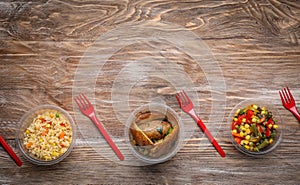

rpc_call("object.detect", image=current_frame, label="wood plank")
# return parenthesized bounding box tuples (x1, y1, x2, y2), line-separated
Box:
(0, 0, 299, 184)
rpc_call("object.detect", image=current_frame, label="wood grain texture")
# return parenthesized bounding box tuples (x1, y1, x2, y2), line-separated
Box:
(0, 0, 300, 184)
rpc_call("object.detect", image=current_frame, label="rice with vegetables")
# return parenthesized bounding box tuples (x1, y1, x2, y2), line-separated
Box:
(23, 111, 72, 161)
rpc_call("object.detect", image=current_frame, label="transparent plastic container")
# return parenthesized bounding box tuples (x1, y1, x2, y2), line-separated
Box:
(17, 105, 76, 165)
(125, 103, 183, 164)
(228, 99, 282, 156)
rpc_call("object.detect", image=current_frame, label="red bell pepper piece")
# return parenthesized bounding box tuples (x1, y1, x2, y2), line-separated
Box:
(39, 118, 46, 123)
(232, 122, 238, 130)
(232, 132, 244, 139)
(246, 110, 254, 119)
(259, 117, 266, 124)
(237, 114, 246, 124)
(266, 128, 271, 137)
(257, 124, 264, 133)
(234, 137, 242, 144)
(267, 118, 274, 125)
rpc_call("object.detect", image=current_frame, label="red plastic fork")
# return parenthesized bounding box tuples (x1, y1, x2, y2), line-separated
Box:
(74, 94, 124, 161)
(176, 90, 226, 157)
(0, 135, 22, 166)
(279, 87, 300, 121)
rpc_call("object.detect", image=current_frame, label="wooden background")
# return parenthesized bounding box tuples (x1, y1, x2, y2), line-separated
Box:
(0, 0, 300, 184)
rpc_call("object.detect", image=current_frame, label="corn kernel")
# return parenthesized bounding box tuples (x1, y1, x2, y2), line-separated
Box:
(249, 142, 253, 146)
(39, 139, 43, 143)
(261, 110, 266, 115)
(60, 148, 67, 153)
(50, 113, 54, 118)
(46, 124, 51, 128)
(243, 140, 249, 145)
(234, 118, 238, 122)
(244, 145, 250, 150)
(245, 135, 251, 140)
(256, 118, 261, 123)
(269, 138, 273, 144)
(239, 132, 244, 137)
(252, 117, 256, 123)
(44, 156, 51, 160)
(232, 129, 237, 134)
(253, 104, 258, 109)
(235, 109, 241, 115)
(52, 152, 59, 157)
(245, 124, 250, 129)
(241, 126, 246, 131)
(26, 129, 30, 134)
(273, 124, 278, 129)
(246, 128, 251, 134)
(240, 140, 244, 145)
(268, 124, 273, 129)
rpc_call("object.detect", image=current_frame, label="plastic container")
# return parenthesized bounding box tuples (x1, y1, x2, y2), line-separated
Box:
(229, 99, 282, 156)
(125, 103, 183, 164)
(17, 105, 76, 165)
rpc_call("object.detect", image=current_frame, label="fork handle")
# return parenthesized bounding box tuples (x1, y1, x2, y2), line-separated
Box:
(190, 114, 226, 158)
(89, 114, 125, 161)
(289, 107, 300, 122)
(0, 135, 22, 166)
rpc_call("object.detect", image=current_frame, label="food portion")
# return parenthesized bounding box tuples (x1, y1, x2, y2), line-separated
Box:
(139, 120, 172, 141)
(231, 104, 279, 152)
(23, 110, 73, 161)
(129, 110, 179, 159)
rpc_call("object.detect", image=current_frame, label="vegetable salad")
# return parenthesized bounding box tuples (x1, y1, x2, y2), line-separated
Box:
(23, 111, 72, 161)
(231, 104, 279, 152)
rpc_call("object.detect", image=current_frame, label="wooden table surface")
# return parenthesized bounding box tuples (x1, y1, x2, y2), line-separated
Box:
(1, 0, 300, 184)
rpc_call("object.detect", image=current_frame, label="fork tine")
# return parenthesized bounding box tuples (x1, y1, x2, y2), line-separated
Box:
(281, 88, 289, 103)
(283, 87, 291, 103)
(286, 87, 295, 102)
(182, 90, 191, 104)
(74, 95, 83, 109)
(175, 93, 181, 105)
(81, 94, 93, 107)
(74, 94, 88, 110)
(176, 90, 193, 108)
(180, 90, 191, 105)
(279, 90, 285, 104)
(176, 91, 186, 105)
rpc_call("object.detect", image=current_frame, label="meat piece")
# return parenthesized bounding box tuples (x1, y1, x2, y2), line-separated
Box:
(135, 111, 166, 124)
(130, 123, 153, 146)
(139, 120, 171, 140)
